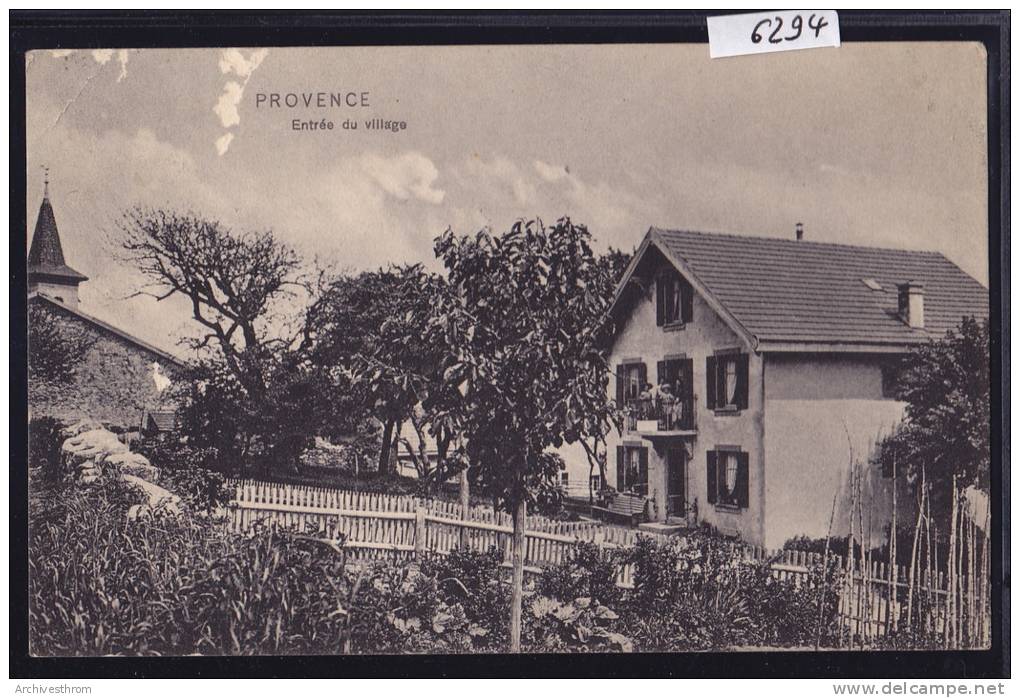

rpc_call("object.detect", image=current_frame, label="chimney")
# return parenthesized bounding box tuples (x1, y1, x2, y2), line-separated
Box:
(795, 222, 804, 241)
(897, 281, 925, 328)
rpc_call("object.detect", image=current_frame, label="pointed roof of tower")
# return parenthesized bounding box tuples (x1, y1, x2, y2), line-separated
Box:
(27, 182, 88, 282)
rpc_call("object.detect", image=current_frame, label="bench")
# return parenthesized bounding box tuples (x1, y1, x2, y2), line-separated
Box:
(592, 492, 649, 526)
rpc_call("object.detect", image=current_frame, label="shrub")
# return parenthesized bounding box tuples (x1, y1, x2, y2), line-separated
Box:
(30, 473, 354, 655)
(536, 541, 624, 607)
(29, 471, 848, 655)
(161, 466, 231, 514)
(416, 547, 511, 651)
(135, 439, 220, 474)
(624, 533, 843, 650)
(29, 416, 66, 483)
(526, 596, 632, 652)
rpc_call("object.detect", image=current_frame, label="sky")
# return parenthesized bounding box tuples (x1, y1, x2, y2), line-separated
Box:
(25, 43, 988, 357)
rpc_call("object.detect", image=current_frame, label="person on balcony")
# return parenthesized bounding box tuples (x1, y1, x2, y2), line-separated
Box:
(638, 382, 658, 419)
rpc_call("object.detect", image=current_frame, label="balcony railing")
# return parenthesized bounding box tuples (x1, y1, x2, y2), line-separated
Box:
(624, 395, 697, 433)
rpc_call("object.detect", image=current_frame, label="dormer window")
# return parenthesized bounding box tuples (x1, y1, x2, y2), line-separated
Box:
(656, 271, 693, 327)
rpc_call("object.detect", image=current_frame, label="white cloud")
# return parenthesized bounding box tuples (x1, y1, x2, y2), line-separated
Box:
(215, 132, 235, 156)
(115, 49, 129, 82)
(443, 154, 652, 249)
(91, 49, 114, 64)
(219, 48, 268, 80)
(213, 49, 269, 156)
(533, 159, 569, 183)
(213, 81, 245, 129)
(360, 152, 445, 205)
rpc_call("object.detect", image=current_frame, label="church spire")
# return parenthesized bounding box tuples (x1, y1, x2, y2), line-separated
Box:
(28, 174, 88, 308)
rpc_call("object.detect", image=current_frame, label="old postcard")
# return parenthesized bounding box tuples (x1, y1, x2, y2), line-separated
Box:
(22, 37, 997, 663)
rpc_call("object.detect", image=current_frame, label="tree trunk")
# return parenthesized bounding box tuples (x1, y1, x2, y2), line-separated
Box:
(378, 419, 395, 475)
(509, 497, 526, 652)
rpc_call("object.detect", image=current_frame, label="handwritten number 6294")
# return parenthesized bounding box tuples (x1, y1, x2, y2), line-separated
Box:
(751, 13, 829, 45)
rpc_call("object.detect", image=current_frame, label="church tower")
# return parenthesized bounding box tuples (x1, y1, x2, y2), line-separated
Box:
(27, 176, 88, 308)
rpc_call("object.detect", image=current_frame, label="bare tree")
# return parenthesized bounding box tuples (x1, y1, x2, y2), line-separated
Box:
(119, 208, 329, 471)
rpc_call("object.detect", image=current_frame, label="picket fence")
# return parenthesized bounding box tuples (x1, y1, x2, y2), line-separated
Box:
(226, 479, 657, 586)
(226, 479, 990, 647)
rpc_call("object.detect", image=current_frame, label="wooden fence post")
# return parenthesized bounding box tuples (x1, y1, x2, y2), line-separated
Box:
(414, 507, 426, 559)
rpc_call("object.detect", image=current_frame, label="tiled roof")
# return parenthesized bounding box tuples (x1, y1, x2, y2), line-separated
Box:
(28, 293, 185, 367)
(28, 195, 88, 282)
(649, 228, 988, 347)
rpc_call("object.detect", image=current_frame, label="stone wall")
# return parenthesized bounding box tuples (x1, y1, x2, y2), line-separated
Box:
(29, 300, 181, 430)
(60, 418, 181, 517)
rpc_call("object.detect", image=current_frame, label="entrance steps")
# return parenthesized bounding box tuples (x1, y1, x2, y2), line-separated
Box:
(637, 521, 689, 537)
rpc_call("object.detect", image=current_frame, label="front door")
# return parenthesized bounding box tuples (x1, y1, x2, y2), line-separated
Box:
(666, 446, 686, 519)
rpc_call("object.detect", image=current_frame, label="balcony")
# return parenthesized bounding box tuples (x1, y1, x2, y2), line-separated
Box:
(624, 395, 697, 437)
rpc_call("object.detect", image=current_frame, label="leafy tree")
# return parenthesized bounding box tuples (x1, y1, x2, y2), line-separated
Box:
(120, 209, 332, 472)
(28, 304, 97, 386)
(571, 246, 632, 502)
(427, 218, 617, 651)
(311, 266, 468, 489)
(877, 316, 990, 517)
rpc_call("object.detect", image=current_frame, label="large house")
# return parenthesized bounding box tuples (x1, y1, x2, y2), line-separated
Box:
(560, 226, 988, 549)
(27, 181, 184, 432)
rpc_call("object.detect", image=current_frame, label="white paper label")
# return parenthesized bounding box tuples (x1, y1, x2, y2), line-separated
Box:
(708, 11, 840, 59)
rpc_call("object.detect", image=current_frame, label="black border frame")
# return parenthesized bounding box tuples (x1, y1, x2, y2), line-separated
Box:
(9, 9, 1010, 679)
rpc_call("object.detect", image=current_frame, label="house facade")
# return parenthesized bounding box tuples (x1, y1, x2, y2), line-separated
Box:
(27, 182, 184, 432)
(562, 227, 988, 549)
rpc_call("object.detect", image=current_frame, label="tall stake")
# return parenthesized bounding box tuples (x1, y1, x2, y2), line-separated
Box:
(981, 506, 990, 647)
(924, 484, 933, 635)
(865, 491, 874, 642)
(856, 464, 866, 645)
(845, 462, 857, 647)
(945, 475, 958, 648)
(967, 510, 975, 645)
(815, 482, 840, 650)
(459, 469, 470, 549)
(905, 465, 925, 632)
(888, 455, 898, 634)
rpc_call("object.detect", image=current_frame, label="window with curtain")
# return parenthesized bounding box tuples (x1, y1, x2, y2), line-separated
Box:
(707, 448, 749, 509)
(724, 357, 738, 406)
(706, 352, 749, 411)
(656, 272, 693, 327)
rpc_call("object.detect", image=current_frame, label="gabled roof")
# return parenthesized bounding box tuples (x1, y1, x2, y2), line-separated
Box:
(612, 228, 988, 353)
(28, 193, 88, 283)
(29, 292, 185, 368)
(143, 410, 178, 432)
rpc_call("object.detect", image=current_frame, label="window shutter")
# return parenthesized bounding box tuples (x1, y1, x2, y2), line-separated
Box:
(736, 451, 750, 508)
(707, 450, 718, 504)
(655, 277, 665, 326)
(735, 353, 750, 410)
(705, 356, 717, 409)
(616, 446, 625, 491)
(639, 447, 649, 485)
(637, 363, 647, 391)
(656, 360, 666, 386)
(681, 277, 694, 323)
(615, 364, 625, 405)
(681, 358, 694, 402)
